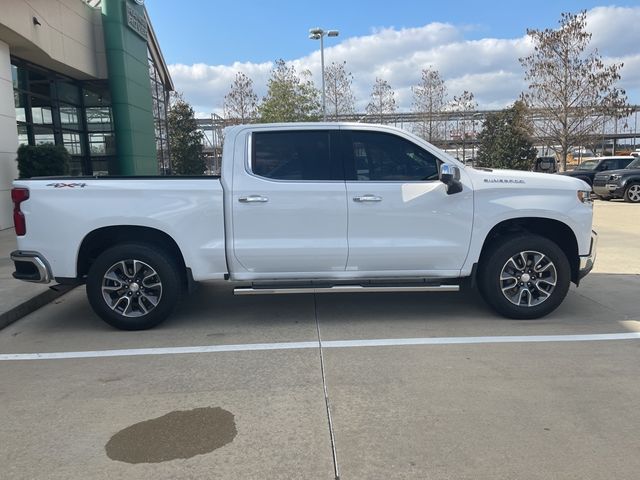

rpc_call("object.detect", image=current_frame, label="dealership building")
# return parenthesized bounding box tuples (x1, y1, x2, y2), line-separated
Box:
(0, 0, 173, 229)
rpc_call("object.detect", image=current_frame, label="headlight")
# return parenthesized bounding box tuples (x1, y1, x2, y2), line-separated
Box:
(577, 190, 593, 204)
(609, 174, 622, 181)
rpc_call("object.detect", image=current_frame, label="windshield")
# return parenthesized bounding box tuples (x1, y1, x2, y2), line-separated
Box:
(575, 160, 599, 171)
(627, 158, 640, 169)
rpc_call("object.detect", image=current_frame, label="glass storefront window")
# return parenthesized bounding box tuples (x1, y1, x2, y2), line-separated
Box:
(60, 105, 81, 130)
(89, 132, 115, 156)
(33, 126, 55, 145)
(14, 91, 27, 122)
(63, 132, 83, 155)
(86, 107, 113, 130)
(27, 69, 51, 97)
(56, 81, 81, 105)
(17, 125, 29, 147)
(12, 58, 117, 175)
(31, 106, 53, 125)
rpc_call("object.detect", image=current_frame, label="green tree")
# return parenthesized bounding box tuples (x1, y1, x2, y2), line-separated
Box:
(167, 94, 205, 175)
(476, 101, 538, 170)
(520, 11, 629, 171)
(259, 59, 321, 122)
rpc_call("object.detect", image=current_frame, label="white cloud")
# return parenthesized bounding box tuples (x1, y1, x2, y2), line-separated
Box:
(168, 6, 640, 116)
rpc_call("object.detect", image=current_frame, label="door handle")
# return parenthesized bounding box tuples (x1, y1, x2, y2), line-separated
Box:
(353, 195, 382, 202)
(239, 195, 269, 203)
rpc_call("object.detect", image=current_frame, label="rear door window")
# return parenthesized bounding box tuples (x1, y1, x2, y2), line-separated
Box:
(251, 130, 341, 181)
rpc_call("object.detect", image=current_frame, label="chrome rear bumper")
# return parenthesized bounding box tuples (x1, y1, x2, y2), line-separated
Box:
(11, 251, 52, 283)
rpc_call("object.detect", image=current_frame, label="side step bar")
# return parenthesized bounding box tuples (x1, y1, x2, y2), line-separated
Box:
(234, 285, 459, 296)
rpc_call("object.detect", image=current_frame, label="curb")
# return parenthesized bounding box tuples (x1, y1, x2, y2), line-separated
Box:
(0, 284, 76, 330)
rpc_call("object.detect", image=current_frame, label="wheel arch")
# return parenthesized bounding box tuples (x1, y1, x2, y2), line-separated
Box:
(478, 217, 580, 284)
(77, 226, 188, 285)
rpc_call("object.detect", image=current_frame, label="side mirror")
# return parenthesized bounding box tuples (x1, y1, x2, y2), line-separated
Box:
(440, 164, 463, 195)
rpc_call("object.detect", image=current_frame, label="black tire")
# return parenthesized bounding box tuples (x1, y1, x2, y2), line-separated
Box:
(624, 183, 640, 203)
(597, 195, 611, 201)
(478, 234, 571, 319)
(86, 243, 181, 330)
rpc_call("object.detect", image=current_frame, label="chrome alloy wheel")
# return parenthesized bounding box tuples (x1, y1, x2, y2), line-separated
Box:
(627, 184, 640, 202)
(499, 251, 557, 307)
(101, 259, 163, 317)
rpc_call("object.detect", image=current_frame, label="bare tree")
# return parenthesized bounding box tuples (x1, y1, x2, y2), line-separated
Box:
(366, 78, 397, 124)
(451, 90, 477, 162)
(223, 72, 258, 124)
(519, 10, 629, 170)
(412, 67, 447, 144)
(325, 61, 355, 120)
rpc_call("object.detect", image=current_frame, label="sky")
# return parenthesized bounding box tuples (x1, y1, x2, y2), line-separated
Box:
(145, 1, 640, 116)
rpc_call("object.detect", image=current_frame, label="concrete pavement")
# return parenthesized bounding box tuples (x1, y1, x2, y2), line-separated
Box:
(0, 200, 639, 479)
(0, 227, 75, 329)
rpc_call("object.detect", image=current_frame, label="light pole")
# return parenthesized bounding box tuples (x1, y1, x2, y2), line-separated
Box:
(309, 27, 339, 121)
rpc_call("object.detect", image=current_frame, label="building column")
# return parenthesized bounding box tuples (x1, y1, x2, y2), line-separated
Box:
(0, 40, 18, 230)
(101, 0, 157, 175)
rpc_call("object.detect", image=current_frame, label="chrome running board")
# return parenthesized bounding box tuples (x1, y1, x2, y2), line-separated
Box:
(234, 284, 460, 296)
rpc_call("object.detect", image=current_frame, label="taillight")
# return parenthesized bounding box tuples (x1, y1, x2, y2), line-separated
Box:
(11, 188, 29, 236)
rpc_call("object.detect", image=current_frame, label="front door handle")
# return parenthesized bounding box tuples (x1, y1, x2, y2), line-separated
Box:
(239, 195, 269, 203)
(353, 194, 382, 202)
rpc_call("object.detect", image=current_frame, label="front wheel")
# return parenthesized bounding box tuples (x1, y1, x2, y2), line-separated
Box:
(86, 243, 181, 330)
(624, 183, 640, 203)
(478, 235, 571, 319)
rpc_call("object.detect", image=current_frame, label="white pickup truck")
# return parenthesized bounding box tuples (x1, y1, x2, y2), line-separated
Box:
(11, 123, 597, 330)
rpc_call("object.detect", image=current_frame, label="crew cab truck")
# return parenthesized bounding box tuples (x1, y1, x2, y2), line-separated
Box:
(11, 123, 598, 330)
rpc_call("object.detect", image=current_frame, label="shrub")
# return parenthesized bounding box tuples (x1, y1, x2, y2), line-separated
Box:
(16, 144, 70, 179)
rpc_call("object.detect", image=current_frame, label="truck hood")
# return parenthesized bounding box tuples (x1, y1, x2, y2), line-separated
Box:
(467, 167, 590, 190)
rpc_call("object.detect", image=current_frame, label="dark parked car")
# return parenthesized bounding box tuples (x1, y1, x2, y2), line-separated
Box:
(593, 157, 640, 203)
(558, 156, 634, 186)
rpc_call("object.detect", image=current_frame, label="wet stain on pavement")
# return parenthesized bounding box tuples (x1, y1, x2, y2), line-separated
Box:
(105, 407, 236, 463)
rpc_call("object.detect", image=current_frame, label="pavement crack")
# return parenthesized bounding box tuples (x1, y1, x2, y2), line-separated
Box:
(313, 294, 340, 480)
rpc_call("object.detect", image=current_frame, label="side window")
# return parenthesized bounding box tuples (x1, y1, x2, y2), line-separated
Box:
(346, 131, 440, 181)
(619, 158, 633, 169)
(252, 131, 336, 180)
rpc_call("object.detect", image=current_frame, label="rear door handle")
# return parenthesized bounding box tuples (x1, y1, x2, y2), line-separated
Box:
(353, 195, 382, 202)
(239, 195, 269, 203)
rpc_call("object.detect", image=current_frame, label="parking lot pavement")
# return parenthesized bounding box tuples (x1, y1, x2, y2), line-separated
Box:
(0, 288, 336, 480)
(1, 200, 639, 479)
(592, 200, 640, 274)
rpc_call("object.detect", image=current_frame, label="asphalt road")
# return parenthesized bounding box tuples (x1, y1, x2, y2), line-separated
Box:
(1, 201, 639, 480)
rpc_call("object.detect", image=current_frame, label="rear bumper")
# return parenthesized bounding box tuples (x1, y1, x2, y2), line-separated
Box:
(10, 251, 52, 284)
(578, 231, 598, 281)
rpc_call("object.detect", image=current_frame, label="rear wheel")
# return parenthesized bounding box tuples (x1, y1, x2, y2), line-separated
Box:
(86, 243, 181, 330)
(624, 183, 640, 203)
(478, 235, 571, 319)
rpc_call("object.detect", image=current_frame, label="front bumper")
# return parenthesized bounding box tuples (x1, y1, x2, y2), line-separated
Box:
(593, 183, 624, 198)
(11, 251, 52, 283)
(578, 231, 598, 281)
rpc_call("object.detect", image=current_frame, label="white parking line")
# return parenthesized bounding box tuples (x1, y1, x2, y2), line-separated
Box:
(2, 332, 640, 361)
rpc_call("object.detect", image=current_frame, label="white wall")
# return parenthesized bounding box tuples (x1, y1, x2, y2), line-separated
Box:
(0, 41, 18, 230)
(0, 0, 107, 80)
